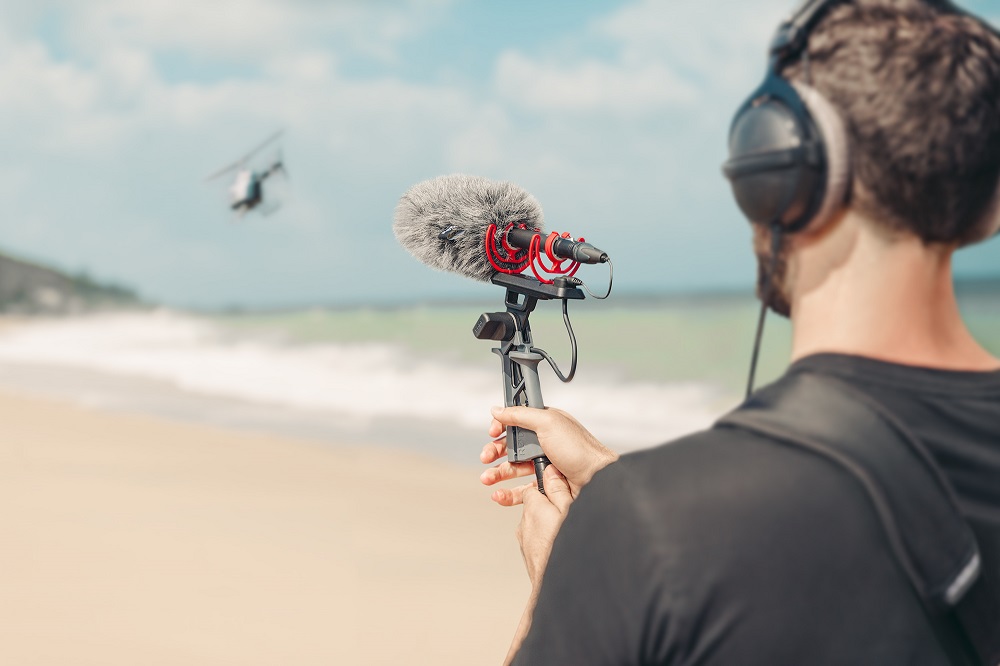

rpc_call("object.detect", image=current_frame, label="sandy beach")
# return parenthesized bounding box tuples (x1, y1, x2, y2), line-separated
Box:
(0, 388, 530, 665)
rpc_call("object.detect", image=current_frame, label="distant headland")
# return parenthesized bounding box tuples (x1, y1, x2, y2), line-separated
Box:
(0, 251, 140, 314)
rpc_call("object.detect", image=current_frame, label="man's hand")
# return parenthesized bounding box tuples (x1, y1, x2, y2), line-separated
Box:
(480, 405, 618, 506)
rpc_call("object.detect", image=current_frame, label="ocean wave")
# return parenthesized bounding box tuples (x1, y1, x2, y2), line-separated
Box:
(0, 310, 729, 449)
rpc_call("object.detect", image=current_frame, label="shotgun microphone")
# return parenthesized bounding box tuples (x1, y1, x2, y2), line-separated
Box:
(393, 174, 608, 282)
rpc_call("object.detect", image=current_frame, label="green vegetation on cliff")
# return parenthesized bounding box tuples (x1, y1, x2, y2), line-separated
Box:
(0, 252, 140, 313)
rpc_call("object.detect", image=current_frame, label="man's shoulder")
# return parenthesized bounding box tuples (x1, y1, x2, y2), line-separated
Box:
(608, 423, 835, 511)
(584, 422, 878, 561)
(623, 421, 780, 472)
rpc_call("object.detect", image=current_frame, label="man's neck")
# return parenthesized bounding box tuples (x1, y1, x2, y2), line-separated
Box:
(790, 220, 1000, 371)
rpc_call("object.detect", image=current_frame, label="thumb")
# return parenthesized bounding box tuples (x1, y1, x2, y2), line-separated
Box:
(491, 405, 546, 430)
(542, 465, 573, 513)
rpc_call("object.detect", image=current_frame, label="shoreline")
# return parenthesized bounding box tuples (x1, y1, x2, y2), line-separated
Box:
(0, 359, 490, 466)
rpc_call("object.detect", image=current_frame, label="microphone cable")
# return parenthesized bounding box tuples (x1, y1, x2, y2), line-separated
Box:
(532, 258, 613, 383)
(534, 297, 578, 383)
(581, 258, 614, 300)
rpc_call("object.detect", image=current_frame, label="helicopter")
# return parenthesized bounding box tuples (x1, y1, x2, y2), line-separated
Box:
(206, 130, 288, 217)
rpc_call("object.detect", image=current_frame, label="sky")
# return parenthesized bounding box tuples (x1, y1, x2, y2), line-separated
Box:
(1, 0, 999, 309)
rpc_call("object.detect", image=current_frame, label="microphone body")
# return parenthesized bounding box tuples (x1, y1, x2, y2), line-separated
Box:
(505, 228, 608, 265)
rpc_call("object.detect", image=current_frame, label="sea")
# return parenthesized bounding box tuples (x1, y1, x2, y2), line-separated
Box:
(0, 287, 996, 464)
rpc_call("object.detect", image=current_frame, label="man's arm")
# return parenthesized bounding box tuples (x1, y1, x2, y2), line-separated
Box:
(509, 461, 673, 665)
(505, 587, 538, 664)
(502, 466, 576, 664)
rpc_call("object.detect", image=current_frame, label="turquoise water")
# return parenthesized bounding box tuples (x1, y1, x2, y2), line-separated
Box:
(212, 286, 1000, 398)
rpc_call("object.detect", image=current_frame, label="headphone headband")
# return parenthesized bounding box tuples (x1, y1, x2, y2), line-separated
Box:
(771, 0, 851, 63)
(774, 0, 1000, 61)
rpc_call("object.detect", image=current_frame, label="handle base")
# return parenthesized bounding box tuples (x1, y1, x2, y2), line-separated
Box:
(534, 457, 551, 495)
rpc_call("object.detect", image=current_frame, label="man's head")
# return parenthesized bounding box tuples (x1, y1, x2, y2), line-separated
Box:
(754, 0, 1000, 316)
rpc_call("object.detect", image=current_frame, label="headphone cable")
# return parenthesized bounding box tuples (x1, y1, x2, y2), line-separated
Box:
(745, 224, 784, 399)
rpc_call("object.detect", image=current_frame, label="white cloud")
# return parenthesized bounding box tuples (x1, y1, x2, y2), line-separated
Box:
(8, 0, 455, 64)
(444, 104, 513, 173)
(1, 39, 95, 112)
(0, 0, 476, 152)
(263, 51, 337, 83)
(495, 51, 698, 116)
(492, 0, 792, 120)
(601, 0, 793, 73)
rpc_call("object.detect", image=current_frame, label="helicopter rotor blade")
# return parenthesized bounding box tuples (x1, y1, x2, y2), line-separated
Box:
(238, 129, 285, 165)
(205, 160, 244, 182)
(204, 129, 285, 182)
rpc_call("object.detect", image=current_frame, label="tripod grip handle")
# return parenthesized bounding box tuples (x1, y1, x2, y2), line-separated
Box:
(533, 456, 551, 495)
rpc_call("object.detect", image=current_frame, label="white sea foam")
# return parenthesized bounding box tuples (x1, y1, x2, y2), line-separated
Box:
(0, 310, 729, 449)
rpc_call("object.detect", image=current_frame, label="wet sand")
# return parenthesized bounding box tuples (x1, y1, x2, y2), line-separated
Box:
(0, 389, 530, 665)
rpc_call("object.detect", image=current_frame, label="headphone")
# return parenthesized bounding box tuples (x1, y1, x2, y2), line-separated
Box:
(723, 0, 1000, 240)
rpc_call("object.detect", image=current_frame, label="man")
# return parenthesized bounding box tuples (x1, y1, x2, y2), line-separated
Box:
(480, 0, 1000, 663)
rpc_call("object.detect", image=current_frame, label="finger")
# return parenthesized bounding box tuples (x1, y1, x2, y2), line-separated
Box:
(542, 465, 573, 513)
(490, 405, 551, 431)
(521, 482, 544, 510)
(488, 417, 505, 440)
(491, 482, 535, 507)
(480, 460, 533, 486)
(479, 437, 507, 464)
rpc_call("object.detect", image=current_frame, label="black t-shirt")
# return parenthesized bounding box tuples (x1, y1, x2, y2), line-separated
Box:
(513, 354, 1000, 665)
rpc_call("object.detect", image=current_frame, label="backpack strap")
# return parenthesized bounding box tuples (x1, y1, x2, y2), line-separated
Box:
(717, 371, 984, 665)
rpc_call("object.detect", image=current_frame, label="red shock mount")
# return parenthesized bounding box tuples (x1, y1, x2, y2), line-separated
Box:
(485, 223, 584, 285)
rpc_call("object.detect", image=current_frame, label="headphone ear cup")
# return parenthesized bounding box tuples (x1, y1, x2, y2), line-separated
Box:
(791, 81, 851, 234)
(724, 98, 824, 230)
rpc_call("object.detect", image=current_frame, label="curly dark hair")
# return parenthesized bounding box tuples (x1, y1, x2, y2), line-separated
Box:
(783, 0, 1000, 244)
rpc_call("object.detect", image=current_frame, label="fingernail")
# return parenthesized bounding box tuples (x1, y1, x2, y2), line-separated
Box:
(490, 405, 503, 417)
